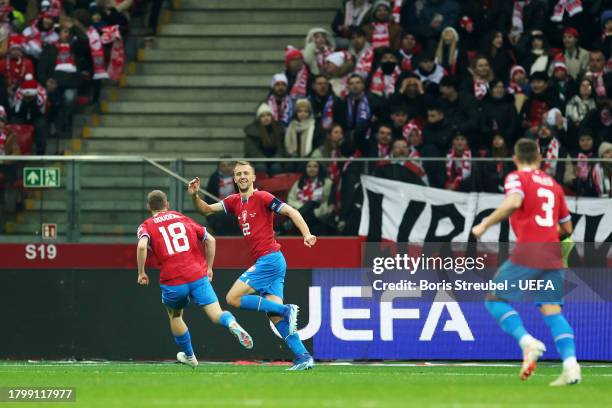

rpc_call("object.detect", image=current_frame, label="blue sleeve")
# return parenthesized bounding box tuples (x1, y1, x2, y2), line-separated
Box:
(268, 197, 285, 214)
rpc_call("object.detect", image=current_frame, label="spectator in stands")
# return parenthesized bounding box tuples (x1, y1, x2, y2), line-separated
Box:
(23, 10, 58, 59)
(461, 54, 493, 102)
(309, 74, 345, 134)
(593, 141, 612, 197)
(284, 46, 311, 99)
(401, 0, 460, 50)
(373, 137, 426, 185)
(595, 10, 612, 60)
(266, 73, 293, 128)
(244, 103, 285, 176)
(438, 76, 480, 144)
(0, 105, 21, 213)
(37, 25, 88, 137)
(332, 0, 372, 48)
(284, 160, 334, 235)
(285, 98, 319, 158)
(586, 50, 609, 98)
(10, 74, 49, 155)
(562, 27, 589, 80)
(480, 30, 514, 83)
(480, 79, 519, 148)
(368, 46, 400, 99)
(323, 51, 352, 98)
(566, 77, 596, 129)
(551, 61, 576, 104)
(303, 27, 335, 75)
(348, 27, 375, 78)
(507, 65, 529, 96)
(0, 1, 24, 49)
(352, 122, 393, 161)
(389, 72, 426, 120)
(389, 103, 408, 139)
(445, 132, 473, 191)
(0, 34, 34, 100)
(343, 73, 380, 136)
(520, 30, 552, 75)
(413, 51, 445, 95)
(529, 110, 573, 184)
(520, 71, 563, 132)
(204, 155, 240, 235)
(362, 0, 401, 50)
(434, 26, 462, 76)
(396, 30, 421, 71)
(568, 131, 599, 197)
(457, 15, 478, 52)
(580, 97, 612, 144)
(421, 102, 454, 188)
(480, 134, 513, 193)
(89, 0, 128, 32)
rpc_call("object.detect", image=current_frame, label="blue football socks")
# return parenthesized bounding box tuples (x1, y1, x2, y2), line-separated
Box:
(485, 300, 529, 342)
(174, 329, 194, 357)
(218, 311, 237, 328)
(275, 318, 307, 357)
(240, 295, 287, 315)
(543, 313, 577, 362)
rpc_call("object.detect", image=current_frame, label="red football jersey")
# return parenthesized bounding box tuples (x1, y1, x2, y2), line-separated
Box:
(504, 169, 571, 268)
(137, 210, 208, 285)
(221, 190, 283, 261)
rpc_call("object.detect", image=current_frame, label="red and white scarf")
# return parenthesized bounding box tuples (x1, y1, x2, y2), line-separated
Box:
(601, 109, 612, 126)
(446, 148, 472, 189)
(354, 46, 374, 78)
(321, 94, 335, 130)
(267, 94, 292, 126)
(218, 174, 235, 199)
(512, 1, 529, 33)
(47, 0, 63, 18)
(14, 83, 48, 114)
(371, 22, 390, 49)
(4, 57, 32, 87)
(23, 21, 58, 58)
(290, 66, 309, 98)
(369, 66, 400, 97)
(575, 152, 593, 180)
(87, 26, 109, 80)
(377, 143, 390, 158)
(473, 79, 489, 100)
(540, 137, 560, 176)
(392, 0, 402, 23)
(55, 42, 76, 72)
(296, 178, 324, 203)
(551, 0, 583, 22)
(101, 25, 125, 81)
(507, 81, 524, 95)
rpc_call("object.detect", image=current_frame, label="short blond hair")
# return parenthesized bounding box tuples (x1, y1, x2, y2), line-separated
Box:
(234, 160, 255, 174)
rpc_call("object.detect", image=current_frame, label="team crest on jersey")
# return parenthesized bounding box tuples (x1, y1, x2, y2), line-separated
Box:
(241, 210, 248, 223)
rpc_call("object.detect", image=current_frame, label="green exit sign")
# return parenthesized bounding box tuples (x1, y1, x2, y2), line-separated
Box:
(23, 167, 61, 188)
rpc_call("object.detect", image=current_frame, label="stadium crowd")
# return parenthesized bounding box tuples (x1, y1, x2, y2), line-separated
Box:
(235, 0, 612, 236)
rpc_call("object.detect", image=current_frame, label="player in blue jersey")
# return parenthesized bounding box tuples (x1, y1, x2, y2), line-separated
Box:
(188, 160, 317, 370)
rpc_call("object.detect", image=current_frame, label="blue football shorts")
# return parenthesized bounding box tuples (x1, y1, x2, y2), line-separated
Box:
(239, 251, 287, 299)
(160, 277, 219, 310)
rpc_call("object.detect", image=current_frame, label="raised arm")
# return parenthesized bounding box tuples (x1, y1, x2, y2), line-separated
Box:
(472, 193, 523, 239)
(187, 177, 224, 216)
(136, 237, 149, 285)
(279, 204, 317, 247)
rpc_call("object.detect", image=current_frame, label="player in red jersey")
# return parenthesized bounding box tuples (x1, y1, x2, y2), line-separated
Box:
(472, 138, 580, 386)
(136, 190, 253, 368)
(188, 160, 317, 370)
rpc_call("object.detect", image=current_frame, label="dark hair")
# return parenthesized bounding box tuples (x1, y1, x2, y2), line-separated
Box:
(322, 124, 344, 157)
(439, 76, 459, 89)
(147, 190, 168, 211)
(392, 138, 408, 148)
(377, 122, 394, 132)
(312, 74, 328, 83)
(376, 46, 395, 58)
(298, 160, 326, 189)
(348, 26, 366, 38)
(348, 73, 365, 82)
(514, 138, 539, 164)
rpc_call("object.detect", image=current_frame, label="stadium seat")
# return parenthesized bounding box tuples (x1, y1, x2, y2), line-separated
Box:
(257, 172, 301, 203)
(7, 125, 34, 155)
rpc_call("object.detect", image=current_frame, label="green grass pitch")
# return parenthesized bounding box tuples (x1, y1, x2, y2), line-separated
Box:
(1, 361, 611, 408)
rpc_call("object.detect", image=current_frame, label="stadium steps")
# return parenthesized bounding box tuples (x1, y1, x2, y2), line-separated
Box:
(35, 0, 336, 239)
